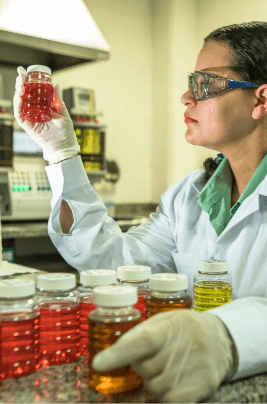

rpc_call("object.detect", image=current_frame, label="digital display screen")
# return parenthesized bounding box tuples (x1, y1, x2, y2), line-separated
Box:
(13, 131, 43, 154)
(79, 93, 89, 101)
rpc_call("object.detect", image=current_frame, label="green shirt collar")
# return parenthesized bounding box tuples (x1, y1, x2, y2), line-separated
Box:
(196, 153, 267, 236)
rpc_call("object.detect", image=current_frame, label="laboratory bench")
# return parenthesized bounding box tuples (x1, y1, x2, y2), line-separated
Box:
(0, 262, 267, 403)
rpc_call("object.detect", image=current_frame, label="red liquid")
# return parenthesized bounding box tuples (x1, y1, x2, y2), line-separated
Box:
(79, 299, 96, 357)
(0, 312, 40, 379)
(22, 82, 53, 123)
(39, 301, 80, 367)
(134, 296, 146, 321)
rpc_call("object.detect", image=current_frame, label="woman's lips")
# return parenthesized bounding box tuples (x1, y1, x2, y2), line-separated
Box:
(184, 117, 198, 123)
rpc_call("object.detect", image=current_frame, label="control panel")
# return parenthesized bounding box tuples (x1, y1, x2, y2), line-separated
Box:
(0, 155, 52, 221)
(10, 170, 51, 193)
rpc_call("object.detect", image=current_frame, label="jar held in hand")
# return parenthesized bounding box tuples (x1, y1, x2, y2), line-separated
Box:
(22, 65, 53, 123)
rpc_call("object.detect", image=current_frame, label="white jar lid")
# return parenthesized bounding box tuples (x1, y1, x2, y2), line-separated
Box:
(0, 279, 35, 298)
(80, 269, 117, 286)
(117, 265, 151, 281)
(37, 273, 76, 291)
(92, 285, 137, 307)
(27, 65, 51, 75)
(149, 273, 188, 292)
(198, 260, 229, 273)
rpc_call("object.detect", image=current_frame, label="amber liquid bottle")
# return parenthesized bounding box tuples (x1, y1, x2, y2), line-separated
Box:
(88, 285, 143, 396)
(145, 273, 192, 318)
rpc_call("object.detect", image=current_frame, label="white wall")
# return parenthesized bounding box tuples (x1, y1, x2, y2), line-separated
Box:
(53, 0, 154, 204)
(53, 0, 267, 204)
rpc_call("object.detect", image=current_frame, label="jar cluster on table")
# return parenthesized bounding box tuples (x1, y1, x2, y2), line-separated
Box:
(0, 260, 232, 395)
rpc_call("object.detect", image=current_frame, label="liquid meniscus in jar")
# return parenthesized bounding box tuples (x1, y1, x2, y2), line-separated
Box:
(193, 281, 232, 312)
(88, 285, 143, 396)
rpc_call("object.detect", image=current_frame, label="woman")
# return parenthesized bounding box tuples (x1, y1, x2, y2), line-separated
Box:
(13, 21, 267, 403)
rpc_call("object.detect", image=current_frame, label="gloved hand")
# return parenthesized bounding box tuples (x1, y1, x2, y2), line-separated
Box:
(13, 66, 80, 164)
(92, 309, 237, 403)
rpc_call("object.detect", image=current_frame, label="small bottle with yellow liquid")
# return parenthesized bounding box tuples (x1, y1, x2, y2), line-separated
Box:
(88, 285, 143, 396)
(193, 259, 232, 312)
(145, 273, 192, 318)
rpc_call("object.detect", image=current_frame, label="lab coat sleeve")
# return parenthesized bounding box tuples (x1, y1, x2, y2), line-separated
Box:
(45, 156, 177, 274)
(209, 296, 267, 382)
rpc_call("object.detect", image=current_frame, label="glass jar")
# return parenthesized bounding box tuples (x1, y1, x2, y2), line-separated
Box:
(193, 259, 232, 312)
(145, 273, 192, 318)
(22, 64, 53, 123)
(36, 273, 80, 367)
(77, 269, 117, 357)
(0, 279, 40, 379)
(88, 285, 143, 395)
(117, 265, 151, 321)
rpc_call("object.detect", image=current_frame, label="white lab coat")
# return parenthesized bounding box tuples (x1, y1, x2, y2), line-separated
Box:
(45, 156, 267, 382)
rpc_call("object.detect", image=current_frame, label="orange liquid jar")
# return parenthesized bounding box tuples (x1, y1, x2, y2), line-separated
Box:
(145, 273, 192, 318)
(117, 265, 151, 321)
(88, 285, 143, 396)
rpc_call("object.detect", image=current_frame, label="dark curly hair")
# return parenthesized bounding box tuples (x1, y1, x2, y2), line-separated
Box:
(202, 21, 267, 183)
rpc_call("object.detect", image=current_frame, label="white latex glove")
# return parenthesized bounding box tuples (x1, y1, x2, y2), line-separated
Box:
(91, 309, 237, 403)
(13, 66, 80, 164)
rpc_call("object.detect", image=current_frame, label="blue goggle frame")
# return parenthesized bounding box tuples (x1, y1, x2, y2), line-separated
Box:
(188, 71, 255, 101)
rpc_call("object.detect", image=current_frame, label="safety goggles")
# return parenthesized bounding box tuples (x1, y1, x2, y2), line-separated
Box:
(188, 71, 255, 101)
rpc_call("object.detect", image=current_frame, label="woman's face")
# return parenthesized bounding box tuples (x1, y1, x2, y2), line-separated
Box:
(181, 40, 259, 153)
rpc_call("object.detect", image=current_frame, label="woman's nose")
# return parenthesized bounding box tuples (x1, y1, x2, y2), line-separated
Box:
(181, 88, 197, 106)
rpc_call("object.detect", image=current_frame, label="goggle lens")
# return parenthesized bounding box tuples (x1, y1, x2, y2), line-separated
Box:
(189, 72, 229, 101)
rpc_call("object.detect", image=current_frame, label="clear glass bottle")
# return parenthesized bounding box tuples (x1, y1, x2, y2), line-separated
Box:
(0, 279, 40, 379)
(88, 285, 143, 396)
(77, 269, 117, 357)
(193, 259, 232, 312)
(145, 273, 192, 318)
(36, 273, 80, 367)
(117, 265, 151, 321)
(22, 65, 53, 123)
